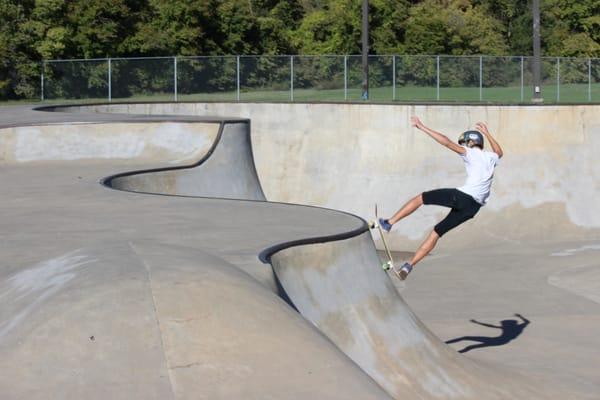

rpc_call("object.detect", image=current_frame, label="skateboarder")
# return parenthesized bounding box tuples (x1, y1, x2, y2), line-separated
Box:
(379, 116, 503, 280)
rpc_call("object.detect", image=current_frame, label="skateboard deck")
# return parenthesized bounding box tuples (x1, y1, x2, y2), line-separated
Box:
(369, 204, 395, 271)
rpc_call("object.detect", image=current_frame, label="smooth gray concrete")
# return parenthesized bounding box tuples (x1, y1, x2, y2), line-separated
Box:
(0, 103, 598, 399)
(271, 232, 564, 399)
(0, 108, 389, 399)
(398, 242, 600, 399)
(109, 121, 265, 200)
(0, 161, 388, 399)
(69, 102, 600, 248)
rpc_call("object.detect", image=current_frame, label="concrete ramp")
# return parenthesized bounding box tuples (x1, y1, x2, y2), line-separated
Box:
(0, 240, 393, 400)
(105, 121, 265, 200)
(2, 103, 592, 399)
(269, 231, 558, 399)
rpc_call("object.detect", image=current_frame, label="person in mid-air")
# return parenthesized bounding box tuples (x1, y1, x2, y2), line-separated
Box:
(379, 116, 503, 280)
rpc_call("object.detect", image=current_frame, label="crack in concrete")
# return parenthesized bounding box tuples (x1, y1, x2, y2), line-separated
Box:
(128, 241, 176, 400)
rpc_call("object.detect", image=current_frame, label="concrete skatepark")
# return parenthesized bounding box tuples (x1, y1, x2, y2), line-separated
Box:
(0, 102, 599, 399)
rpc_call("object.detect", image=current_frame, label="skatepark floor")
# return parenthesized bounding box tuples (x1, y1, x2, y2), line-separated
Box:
(383, 245, 600, 399)
(3, 103, 599, 399)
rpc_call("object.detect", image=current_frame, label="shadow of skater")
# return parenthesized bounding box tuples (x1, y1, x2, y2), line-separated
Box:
(445, 314, 530, 353)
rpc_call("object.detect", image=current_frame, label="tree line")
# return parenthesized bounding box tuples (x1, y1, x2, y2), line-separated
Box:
(1, 0, 598, 100)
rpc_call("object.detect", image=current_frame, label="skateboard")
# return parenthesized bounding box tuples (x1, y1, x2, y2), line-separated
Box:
(368, 204, 395, 271)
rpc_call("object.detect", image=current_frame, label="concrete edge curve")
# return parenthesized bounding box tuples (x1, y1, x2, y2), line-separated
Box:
(31, 103, 370, 275)
(99, 121, 227, 187)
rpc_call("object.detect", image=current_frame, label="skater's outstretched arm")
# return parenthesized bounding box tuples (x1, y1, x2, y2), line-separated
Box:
(411, 116, 466, 155)
(514, 313, 530, 325)
(470, 319, 501, 329)
(476, 122, 504, 158)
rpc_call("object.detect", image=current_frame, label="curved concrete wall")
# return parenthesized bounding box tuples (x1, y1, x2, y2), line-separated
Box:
(0, 107, 392, 399)
(0, 117, 265, 201)
(0, 121, 219, 165)
(270, 231, 554, 399)
(7, 103, 586, 398)
(68, 102, 600, 249)
(108, 121, 266, 201)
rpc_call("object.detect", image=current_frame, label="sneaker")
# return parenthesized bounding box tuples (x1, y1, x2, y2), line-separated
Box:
(378, 218, 392, 232)
(393, 262, 413, 280)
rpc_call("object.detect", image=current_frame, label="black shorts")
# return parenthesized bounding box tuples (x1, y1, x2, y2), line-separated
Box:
(422, 188, 481, 237)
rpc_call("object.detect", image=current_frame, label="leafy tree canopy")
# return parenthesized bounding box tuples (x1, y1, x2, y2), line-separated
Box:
(0, 0, 598, 99)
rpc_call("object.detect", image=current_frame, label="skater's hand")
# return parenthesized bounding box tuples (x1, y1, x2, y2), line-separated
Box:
(475, 122, 490, 135)
(413, 119, 465, 155)
(411, 116, 425, 130)
(477, 122, 504, 158)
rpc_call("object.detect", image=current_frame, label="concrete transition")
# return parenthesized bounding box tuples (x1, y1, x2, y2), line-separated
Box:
(106, 120, 265, 201)
(0, 102, 598, 399)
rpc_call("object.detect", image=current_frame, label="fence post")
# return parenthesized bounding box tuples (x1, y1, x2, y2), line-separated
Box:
(290, 55, 294, 102)
(236, 56, 240, 102)
(479, 56, 483, 101)
(520, 56, 524, 102)
(108, 58, 112, 102)
(40, 61, 44, 101)
(174, 56, 178, 102)
(589, 58, 592, 102)
(436, 55, 440, 101)
(392, 55, 396, 101)
(344, 55, 348, 101)
(556, 57, 560, 102)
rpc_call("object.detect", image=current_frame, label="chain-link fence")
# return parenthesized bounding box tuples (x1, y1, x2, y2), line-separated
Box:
(41, 54, 600, 104)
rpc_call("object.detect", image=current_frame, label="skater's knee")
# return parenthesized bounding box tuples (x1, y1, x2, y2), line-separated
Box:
(424, 231, 439, 250)
(413, 193, 424, 206)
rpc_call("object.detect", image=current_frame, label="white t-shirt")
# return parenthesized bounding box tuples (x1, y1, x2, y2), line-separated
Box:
(457, 147, 499, 205)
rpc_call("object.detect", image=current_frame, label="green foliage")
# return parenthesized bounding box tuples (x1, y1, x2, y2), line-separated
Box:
(0, 0, 40, 99)
(542, 0, 600, 57)
(68, 0, 137, 58)
(0, 0, 599, 100)
(404, 0, 509, 55)
(291, 0, 361, 54)
(125, 0, 219, 56)
(369, 0, 411, 54)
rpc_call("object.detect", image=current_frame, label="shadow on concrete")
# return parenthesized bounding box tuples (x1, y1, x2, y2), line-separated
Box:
(446, 314, 530, 353)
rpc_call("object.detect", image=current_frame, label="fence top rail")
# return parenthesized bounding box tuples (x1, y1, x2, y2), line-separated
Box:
(42, 54, 600, 63)
(45, 56, 176, 63)
(550, 56, 595, 61)
(107, 56, 176, 61)
(45, 57, 110, 63)
(178, 55, 238, 60)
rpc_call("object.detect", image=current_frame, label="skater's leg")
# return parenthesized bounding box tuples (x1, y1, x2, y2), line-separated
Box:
(392, 230, 439, 280)
(458, 343, 490, 354)
(384, 189, 456, 230)
(389, 193, 423, 225)
(395, 190, 481, 279)
(445, 336, 488, 345)
(409, 230, 439, 266)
